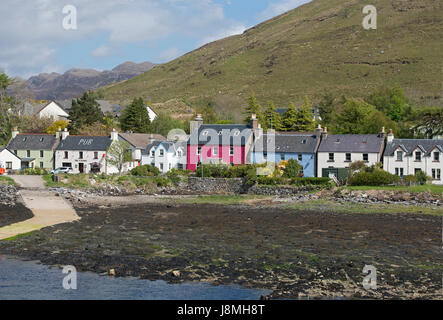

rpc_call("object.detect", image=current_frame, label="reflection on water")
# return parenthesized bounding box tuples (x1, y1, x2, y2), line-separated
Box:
(0, 257, 270, 300)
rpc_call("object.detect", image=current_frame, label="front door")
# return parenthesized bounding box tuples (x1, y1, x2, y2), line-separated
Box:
(79, 163, 84, 174)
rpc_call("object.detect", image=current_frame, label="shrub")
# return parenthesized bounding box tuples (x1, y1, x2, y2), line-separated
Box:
(153, 177, 171, 187)
(291, 177, 332, 186)
(24, 168, 49, 175)
(414, 170, 430, 185)
(283, 159, 303, 178)
(349, 169, 400, 186)
(130, 164, 160, 177)
(402, 175, 418, 186)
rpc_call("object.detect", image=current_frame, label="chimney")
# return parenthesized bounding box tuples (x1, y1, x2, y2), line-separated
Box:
(190, 114, 203, 133)
(321, 126, 328, 140)
(250, 114, 258, 130)
(387, 129, 394, 143)
(379, 126, 387, 139)
(61, 128, 69, 140)
(56, 128, 61, 140)
(11, 127, 19, 139)
(110, 128, 119, 141)
(316, 124, 322, 136)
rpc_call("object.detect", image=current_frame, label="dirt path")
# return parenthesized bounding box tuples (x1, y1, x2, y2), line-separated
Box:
(0, 176, 80, 240)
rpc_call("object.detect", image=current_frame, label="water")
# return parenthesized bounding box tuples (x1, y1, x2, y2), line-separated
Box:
(0, 257, 270, 300)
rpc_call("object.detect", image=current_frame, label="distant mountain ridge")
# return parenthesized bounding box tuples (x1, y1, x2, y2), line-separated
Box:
(26, 61, 156, 100)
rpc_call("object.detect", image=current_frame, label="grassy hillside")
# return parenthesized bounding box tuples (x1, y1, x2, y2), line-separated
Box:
(102, 0, 442, 120)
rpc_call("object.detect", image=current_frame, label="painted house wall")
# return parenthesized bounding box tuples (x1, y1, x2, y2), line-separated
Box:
(0, 149, 21, 171)
(13, 149, 54, 169)
(39, 102, 69, 120)
(186, 144, 246, 171)
(317, 152, 380, 177)
(383, 148, 443, 185)
(253, 152, 316, 177)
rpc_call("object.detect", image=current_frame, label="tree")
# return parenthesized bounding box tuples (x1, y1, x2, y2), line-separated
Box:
(334, 99, 376, 134)
(318, 92, 336, 125)
(365, 86, 412, 122)
(149, 113, 187, 136)
(244, 93, 263, 125)
(46, 120, 69, 134)
(106, 140, 133, 175)
(282, 103, 298, 131)
(0, 73, 20, 145)
(120, 97, 151, 133)
(283, 159, 303, 178)
(412, 106, 443, 139)
(293, 97, 316, 132)
(17, 115, 53, 133)
(68, 91, 103, 134)
(263, 101, 283, 131)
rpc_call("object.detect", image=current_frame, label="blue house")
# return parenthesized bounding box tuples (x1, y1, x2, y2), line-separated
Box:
(252, 132, 321, 177)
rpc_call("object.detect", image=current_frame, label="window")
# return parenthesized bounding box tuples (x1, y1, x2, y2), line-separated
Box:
(280, 154, 285, 161)
(27, 150, 30, 157)
(298, 154, 302, 162)
(230, 147, 234, 156)
(94, 152, 98, 160)
(159, 149, 164, 157)
(415, 168, 421, 175)
(169, 164, 171, 170)
(6, 162, 12, 169)
(197, 147, 201, 155)
(64, 151, 68, 159)
(40, 162, 44, 168)
(178, 164, 184, 170)
(14, 150, 17, 155)
(400, 168, 404, 177)
(395, 168, 399, 176)
(396, 151, 403, 161)
(328, 153, 334, 162)
(363, 154, 369, 162)
(345, 153, 351, 162)
(160, 163, 164, 171)
(40, 150, 44, 158)
(177, 150, 182, 157)
(395, 168, 404, 177)
(432, 169, 441, 180)
(79, 152, 83, 159)
(415, 151, 421, 161)
(434, 152, 440, 162)
(213, 147, 218, 156)
(151, 150, 155, 157)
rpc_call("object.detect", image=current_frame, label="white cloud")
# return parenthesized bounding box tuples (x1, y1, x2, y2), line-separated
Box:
(157, 48, 182, 62)
(0, 0, 244, 77)
(199, 24, 246, 46)
(259, 0, 312, 21)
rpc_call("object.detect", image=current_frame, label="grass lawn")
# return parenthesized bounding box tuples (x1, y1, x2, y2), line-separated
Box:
(0, 176, 17, 186)
(287, 199, 443, 216)
(346, 185, 443, 196)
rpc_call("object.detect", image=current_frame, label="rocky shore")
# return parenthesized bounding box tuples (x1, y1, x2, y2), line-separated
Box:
(0, 185, 34, 228)
(0, 200, 441, 299)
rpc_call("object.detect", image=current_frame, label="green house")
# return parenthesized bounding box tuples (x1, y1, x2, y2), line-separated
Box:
(7, 131, 58, 170)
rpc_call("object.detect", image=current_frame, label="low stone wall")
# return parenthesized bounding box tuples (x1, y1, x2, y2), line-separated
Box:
(0, 184, 20, 206)
(247, 184, 325, 196)
(186, 177, 247, 194)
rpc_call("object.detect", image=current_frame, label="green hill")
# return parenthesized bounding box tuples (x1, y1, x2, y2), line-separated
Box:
(102, 0, 442, 120)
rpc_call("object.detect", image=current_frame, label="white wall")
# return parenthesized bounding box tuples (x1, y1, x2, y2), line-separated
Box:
(147, 106, 157, 122)
(39, 102, 69, 121)
(0, 149, 21, 171)
(141, 144, 186, 173)
(384, 148, 443, 185)
(317, 152, 380, 177)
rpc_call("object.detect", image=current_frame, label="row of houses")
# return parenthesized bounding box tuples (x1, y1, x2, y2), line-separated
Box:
(0, 114, 441, 184)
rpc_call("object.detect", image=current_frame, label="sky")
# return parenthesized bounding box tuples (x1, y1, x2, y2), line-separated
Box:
(0, 0, 311, 79)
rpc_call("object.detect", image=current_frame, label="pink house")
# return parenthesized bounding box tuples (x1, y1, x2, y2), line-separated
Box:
(186, 115, 257, 171)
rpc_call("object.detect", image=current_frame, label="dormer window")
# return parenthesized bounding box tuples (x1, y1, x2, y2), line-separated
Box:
(302, 139, 307, 144)
(23, 137, 27, 142)
(415, 151, 421, 161)
(434, 152, 440, 162)
(151, 150, 155, 157)
(396, 151, 403, 161)
(40, 137, 44, 142)
(159, 149, 164, 157)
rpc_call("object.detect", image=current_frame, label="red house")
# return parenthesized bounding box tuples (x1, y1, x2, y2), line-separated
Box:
(186, 114, 258, 171)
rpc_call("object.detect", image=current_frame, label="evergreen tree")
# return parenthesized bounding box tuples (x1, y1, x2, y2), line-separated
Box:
(318, 92, 336, 125)
(68, 91, 103, 134)
(263, 101, 283, 131)
(293, 97, 316, 132)
(244, 93, 264, 125)
(334, 99, 376, 134)
(282, 103, 298, 131)
(120, 97, 151, 133)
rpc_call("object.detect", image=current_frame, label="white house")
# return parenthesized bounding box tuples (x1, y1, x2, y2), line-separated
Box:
(23, 101, 69, 121)
(0, 148, 21, 172)
(146, 106, 157, 122)
(141, 141, 187, 173)
(317, 127, 386, 179)
(383, 130, 443, 184)
(118, 133, 166, 165)
(54, 129, 137, 174)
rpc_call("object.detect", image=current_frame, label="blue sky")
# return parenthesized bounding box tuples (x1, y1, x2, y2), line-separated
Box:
(0, 0, 311, 78)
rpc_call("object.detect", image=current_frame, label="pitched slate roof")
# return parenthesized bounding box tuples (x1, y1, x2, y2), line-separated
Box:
(119, 133, 166, 149)
(188, 124, 253, 146)
(56, 136, 112, 151)
(7, 134, 58, 150)
(143, 141, 187, 155)
(253, 133, 320, 154)
(384, 139, 443, 157)
(318, 134, 384, 153)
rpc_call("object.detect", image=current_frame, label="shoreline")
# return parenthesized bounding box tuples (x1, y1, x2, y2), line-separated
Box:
(0, 198, 442, 300)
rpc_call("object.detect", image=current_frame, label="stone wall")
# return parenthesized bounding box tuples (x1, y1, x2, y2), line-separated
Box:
(186, 177, 247, 194)
(247, 184, 326, 196)
(0, 184, 20, 206)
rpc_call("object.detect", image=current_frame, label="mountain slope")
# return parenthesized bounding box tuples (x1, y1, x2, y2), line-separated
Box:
(27, 61, 155, 100)
(101, 0, 442, 119)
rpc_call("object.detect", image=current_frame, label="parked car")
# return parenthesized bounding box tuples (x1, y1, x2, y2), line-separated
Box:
(51, 167, 73, 174)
